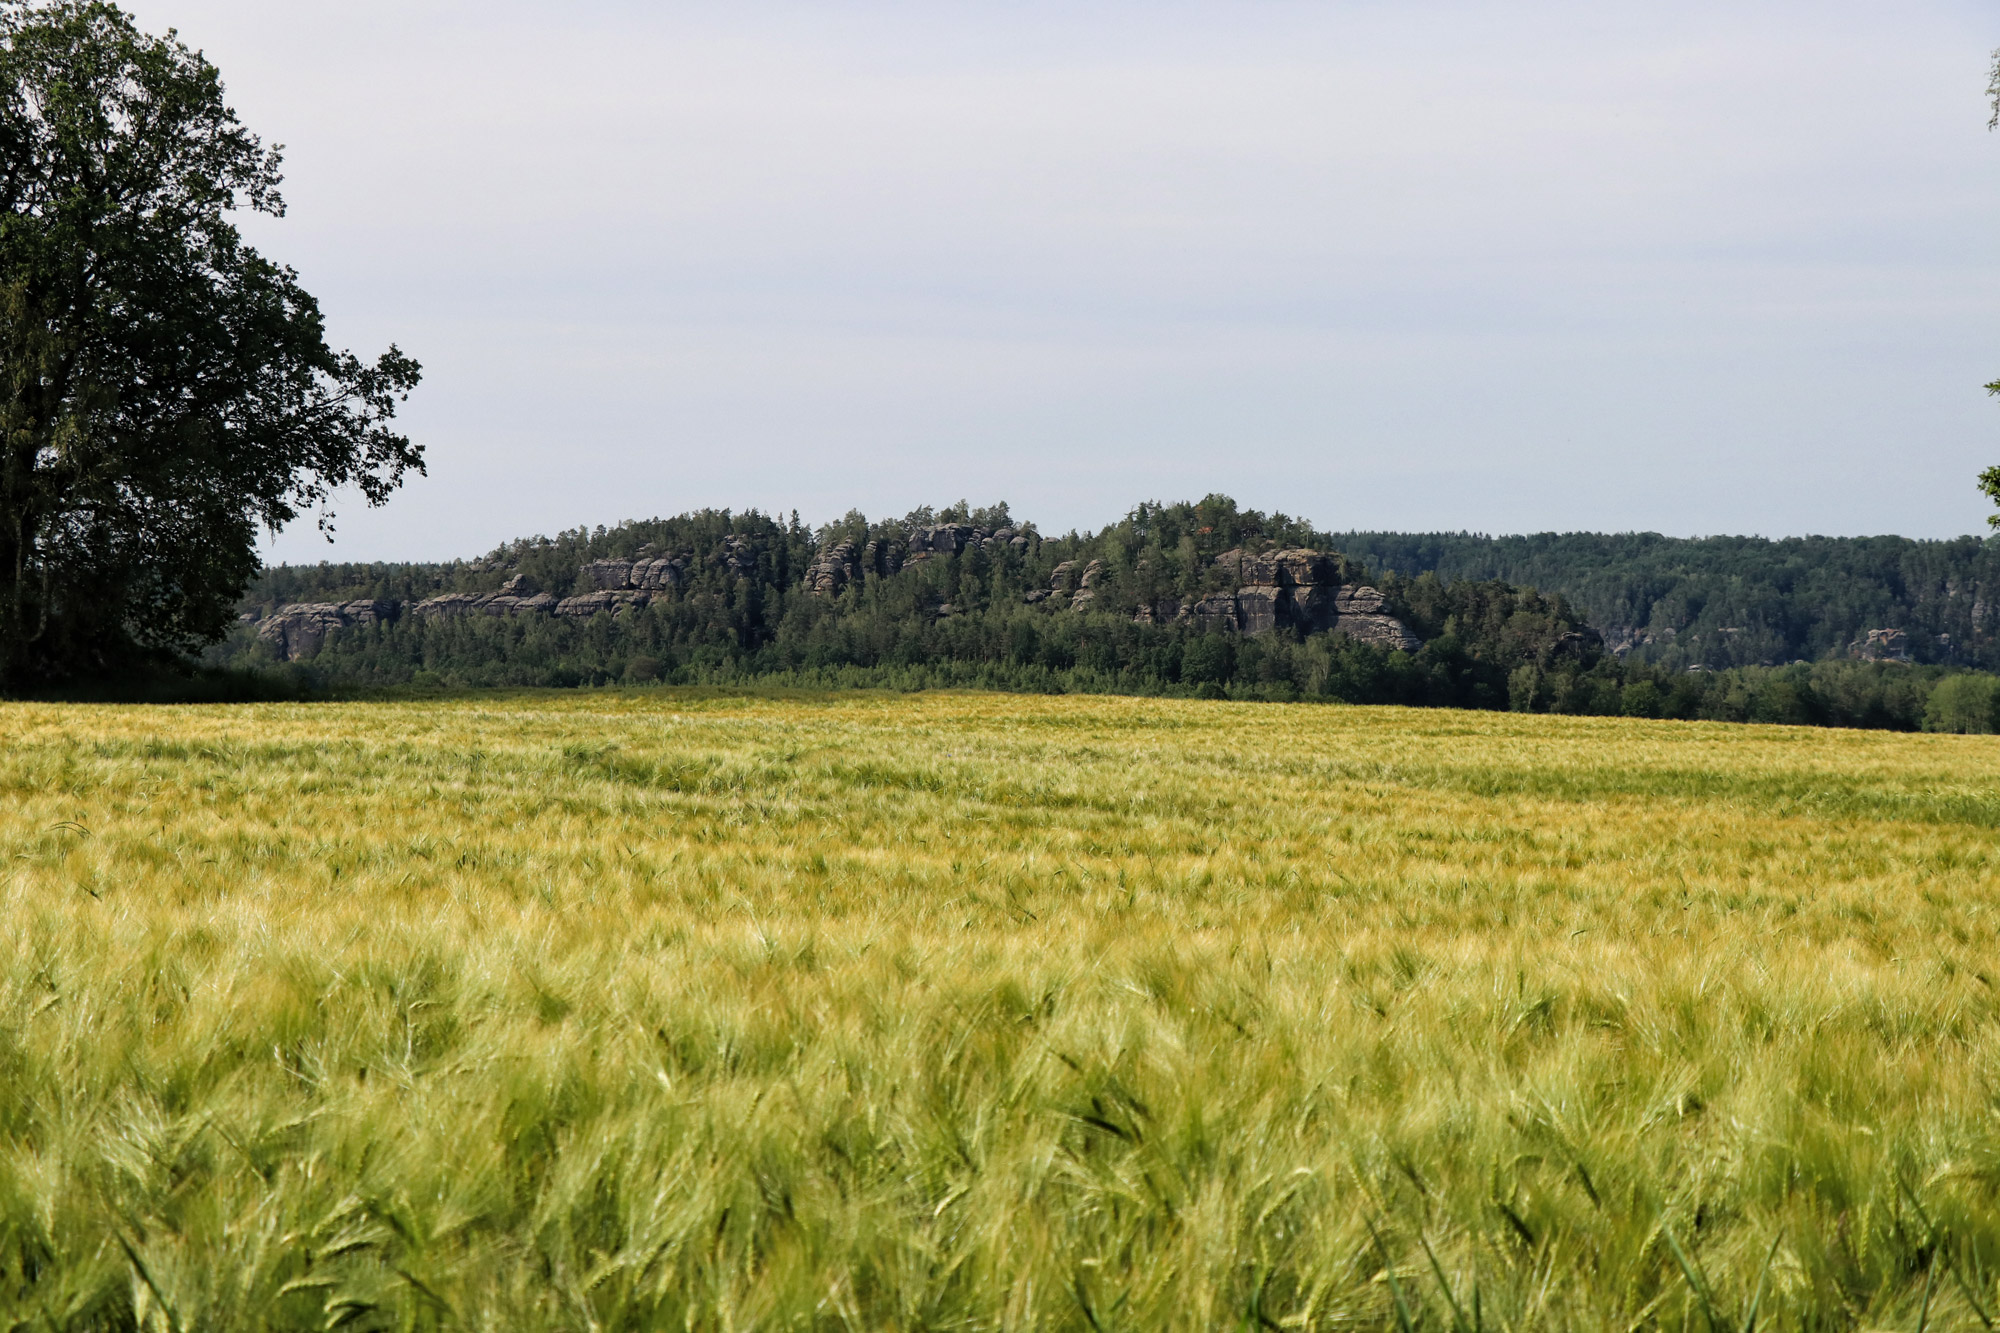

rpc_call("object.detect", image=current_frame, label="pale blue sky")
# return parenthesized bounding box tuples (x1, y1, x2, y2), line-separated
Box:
(125, 0, 2000, 559)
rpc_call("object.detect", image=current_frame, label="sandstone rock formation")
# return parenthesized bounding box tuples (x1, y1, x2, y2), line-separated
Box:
(272, 536, 767, 652)
(809, 523, 1031, 594)
(408, 567, 670, 621)
(255, 600, 397, 661)
(1602, 625, 1678, 658)
(807, 542, 859, 597)
(902, 524, 973, 566)
(903, 523, 1030, 568)
(546, 552, 694, 616)
(415, 574, 560, 620)
(582, 555, 686, 593)
(1850, 628, 1912, 663)
(1188, 593, 1239, 632)
(243, 529, 1420, 664)
(860, 538, 903, 578)
(1212, 547, 1337, 588)
(1136, 549, 1422, 649)
(1069, 559, 1107, 610)
(1328, 585, 1423, 651)
(553, 589, 651, 617)
(718, 535, 760, 578)
(1020, 544, 1422, 646)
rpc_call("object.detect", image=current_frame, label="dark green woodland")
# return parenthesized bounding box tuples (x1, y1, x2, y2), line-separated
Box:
(213, 496, 2000, 734)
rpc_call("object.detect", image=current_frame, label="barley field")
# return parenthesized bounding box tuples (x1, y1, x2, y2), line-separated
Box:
(3, 690, 1999, 1331)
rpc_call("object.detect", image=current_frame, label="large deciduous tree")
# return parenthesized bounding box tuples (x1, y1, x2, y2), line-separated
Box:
(0, 0, 420, 687)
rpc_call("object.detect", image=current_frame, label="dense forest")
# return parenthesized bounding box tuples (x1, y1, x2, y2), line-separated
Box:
(1332, 531, 2000, 670)
(212, 497, 2000, 733)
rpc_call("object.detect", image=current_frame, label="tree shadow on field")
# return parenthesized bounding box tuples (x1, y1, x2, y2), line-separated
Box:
(7, 665, 336, 705)
(9, 669, 936, 708)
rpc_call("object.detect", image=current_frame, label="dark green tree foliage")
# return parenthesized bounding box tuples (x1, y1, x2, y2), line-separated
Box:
(227, 496, 2000, 730)
(1330, 531, 2000, 669)
(0, 1, 420, 687)
(221, 497, 1590, 707)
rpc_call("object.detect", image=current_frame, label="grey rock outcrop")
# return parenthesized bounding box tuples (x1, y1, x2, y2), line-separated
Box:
(1850, 628, 1912, 663)
(903, 523, 1030, 568)
(1189, 593, 1240, 632)
(860, 539, 903, 577)
(415, 574, 561, 620)
(718, 535, 759, 578)
(257, 600, 397, 661)
(904, 524, 974, 564)
(410, 592, 482, 619)
(481, 574, 557, 616)
(554, 589, 651, 617)
(540, 552, 695, 617)
(583, 555, 686, 593)
(1234, 585, 1282, 634)
(1331, 611, 1423, 651)
(807, 541, 860, 597)
(1324, 584, 1421, 650)
(1140, 548, 1422, 649)
(1603, 625, 1678, 659)
(1213, 547, 1338, 589)
(1068, 559, 1108, 610)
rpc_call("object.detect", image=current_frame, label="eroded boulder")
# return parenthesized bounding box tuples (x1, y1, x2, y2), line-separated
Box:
(1185, 551, 1423, 648)
(1213, 547, 1335, 588)
(256, 600, 397, 661)
(584, 555, 688, 592)
(1851, 628, 1912, 663)
(1327, 585, 1421, 650)
(807, 541, 860, 597)
(1235, 587, 1283, 635)
(554, 589, 650, 617)
(1331, 612, 1423, 652)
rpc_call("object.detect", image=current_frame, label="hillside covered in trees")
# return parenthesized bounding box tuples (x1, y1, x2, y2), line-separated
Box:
(1332, 531, 2000, 671)
(213, 498, 2000, 732)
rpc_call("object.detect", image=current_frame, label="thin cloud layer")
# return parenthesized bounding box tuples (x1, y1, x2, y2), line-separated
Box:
(123, 0, 2000, 557)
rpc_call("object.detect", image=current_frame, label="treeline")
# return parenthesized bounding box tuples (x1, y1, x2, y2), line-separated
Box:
(214, 497, 2000, 733)
(1332, 530, 2000, 670)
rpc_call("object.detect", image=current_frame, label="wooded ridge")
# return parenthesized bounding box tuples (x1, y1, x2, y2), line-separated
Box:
(214, 497, 2000, 732)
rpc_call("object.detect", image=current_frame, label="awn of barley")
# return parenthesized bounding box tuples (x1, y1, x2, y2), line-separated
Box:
(1, 690, 1997, 1330)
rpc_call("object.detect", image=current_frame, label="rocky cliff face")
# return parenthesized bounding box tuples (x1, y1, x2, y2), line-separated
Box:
(245, 537, 771, 659)
(1327, 585, 1425, 651)
(902, 523, 1029, 566)
(1029, 546, 1420, 648)
(244, 531, 1421, 662)
(528, 548, 702, 617)
(583, 554, 687, 593)
(1602, 626, 1678, 658)
(806, 524, 1033, 596)
(254, 600, 398, 661)
(412, 573, 559, 621)
(1850, 628, 1913, 663)
(1132, 549, 1421, 650)
(806, 542, 859, 596)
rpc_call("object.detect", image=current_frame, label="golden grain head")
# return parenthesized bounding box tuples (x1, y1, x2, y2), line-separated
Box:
(2, 689, 1998, 1330)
